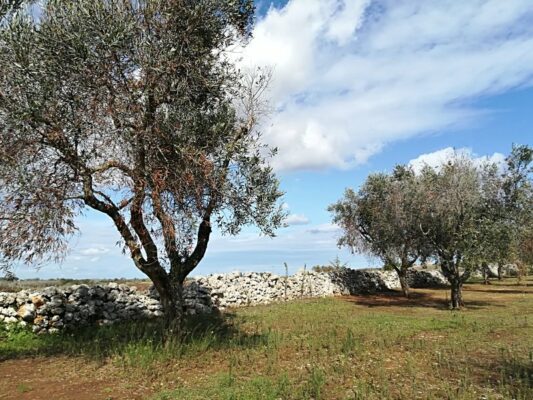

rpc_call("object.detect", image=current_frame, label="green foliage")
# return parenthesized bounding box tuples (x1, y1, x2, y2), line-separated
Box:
(0, 0, 283, 261)
(329, 166, 426, 269)
(311, 256, 348, 272)
(0, 0, 34, 21)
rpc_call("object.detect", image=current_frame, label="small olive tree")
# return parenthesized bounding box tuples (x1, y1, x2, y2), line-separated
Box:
(0, 0, 284, 333)
(329, 166, 426, 297)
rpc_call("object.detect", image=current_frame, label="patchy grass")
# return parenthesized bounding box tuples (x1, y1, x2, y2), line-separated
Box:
(0, 278, 532, 400)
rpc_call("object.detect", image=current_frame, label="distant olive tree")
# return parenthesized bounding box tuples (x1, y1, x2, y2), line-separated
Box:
(0, 0, 284, 334)
(469, 145, 533, 284)
(416, 147, 532, 308)
(416, 156, 495, 309)
(329, 166, 427, 298)
(499, 145, 533, 283)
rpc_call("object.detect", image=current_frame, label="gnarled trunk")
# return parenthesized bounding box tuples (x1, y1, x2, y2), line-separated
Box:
(450, 278, 464, 309)
(150, 274, 185, 337)
(396, 267, 410, 298)
(440, 257, 465, 309)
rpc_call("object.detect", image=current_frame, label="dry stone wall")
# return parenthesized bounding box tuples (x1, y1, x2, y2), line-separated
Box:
(0, 283, 164, 334)
(0, 268, 445, 333)
(406, 269, 448, 288)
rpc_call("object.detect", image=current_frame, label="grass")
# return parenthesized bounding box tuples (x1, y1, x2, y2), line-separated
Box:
(0, 278, 532, 399)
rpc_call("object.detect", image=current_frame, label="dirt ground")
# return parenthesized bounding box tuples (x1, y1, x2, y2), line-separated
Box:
(0, 357, 152, 400)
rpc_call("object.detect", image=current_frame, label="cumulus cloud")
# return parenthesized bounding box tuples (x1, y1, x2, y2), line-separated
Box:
(238, 0, 533, 171)
(284, 213, 310, 225)
(408, 147, 506, 173)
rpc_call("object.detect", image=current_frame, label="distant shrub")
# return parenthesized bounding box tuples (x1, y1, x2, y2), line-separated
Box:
(0, 270, 19, 282)
(312, 256, 348, 273)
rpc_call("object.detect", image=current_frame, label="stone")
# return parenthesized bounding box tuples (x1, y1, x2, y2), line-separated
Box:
(17, 303, 36, 322)
(407, 269, 448, 288)
(31, 294, 45, 308)
(42, 287, 59, 298)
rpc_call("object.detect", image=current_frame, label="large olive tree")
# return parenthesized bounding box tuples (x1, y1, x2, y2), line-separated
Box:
(329, 166, 427, 298)
(0, 0, 284, 333)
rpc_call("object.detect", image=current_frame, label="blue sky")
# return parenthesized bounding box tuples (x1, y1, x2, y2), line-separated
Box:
(14, 0, 533, 279)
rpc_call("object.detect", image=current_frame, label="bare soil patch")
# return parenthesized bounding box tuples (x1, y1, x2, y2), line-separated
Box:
(0, 357, 150, 400)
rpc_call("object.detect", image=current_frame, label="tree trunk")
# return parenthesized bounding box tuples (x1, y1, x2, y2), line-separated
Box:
(154, 278, 185, 337)
(481, 262, 490, 285)
(440, 258, 464, 309)
(516, 261, 524, 285)
(497, 264, 503, 281)
(397, 268, 410, 298)
(450, 279, 463, 309)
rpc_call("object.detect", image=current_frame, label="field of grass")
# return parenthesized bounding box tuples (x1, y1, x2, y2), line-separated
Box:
(0, 278, 532, 400)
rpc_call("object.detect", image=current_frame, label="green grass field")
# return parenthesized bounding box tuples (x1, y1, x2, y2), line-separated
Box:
(0, 278, 532, 400)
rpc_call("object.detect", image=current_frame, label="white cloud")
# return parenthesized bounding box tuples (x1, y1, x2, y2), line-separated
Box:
(307, 223, 341, 235)
(238, 0, 533, 171)
(408, 147, 506, 173)
(79, 247, 110, 256)
(284, 213, 310, 225)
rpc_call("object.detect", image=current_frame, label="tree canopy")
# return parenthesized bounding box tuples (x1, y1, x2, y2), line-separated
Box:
(329, 165, 427, 297)
(0, 0, 284, 331)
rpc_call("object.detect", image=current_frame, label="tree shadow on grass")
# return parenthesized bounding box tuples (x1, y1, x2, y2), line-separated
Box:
(0, 310, 270, 362)
(472, 354, 533, 394)
(462, 287, 533, 295)
(343, 290, 501, 310)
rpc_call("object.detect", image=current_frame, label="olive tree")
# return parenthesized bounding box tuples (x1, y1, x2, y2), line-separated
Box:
(499, 145, 533, 282)
(465, 145, 533, 284)
(329, 166, 426, 298)
(0, 0, 284, 333)
(415, 154, 513, 309)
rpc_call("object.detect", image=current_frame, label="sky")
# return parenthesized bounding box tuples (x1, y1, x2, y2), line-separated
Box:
(13, 0, 533, 279)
